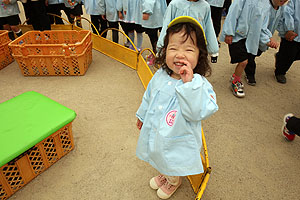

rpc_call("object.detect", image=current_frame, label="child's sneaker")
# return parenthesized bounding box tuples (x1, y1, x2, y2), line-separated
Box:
(231, 81, 245, 98)
(147, 54, 155, 66)
(157, 178, 182, 199)
(230, 74, 244, 88)
(124, 41, 130, 48)
(150, 175, 167, 190)
(282, 113, 295, 141)
(245, 74, 256, 86)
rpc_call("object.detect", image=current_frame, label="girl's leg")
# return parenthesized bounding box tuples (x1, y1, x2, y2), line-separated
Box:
(108, 21, 119, 43)
(145, 28, 159, 54)
(136, 32, 143, 50)
(128, 31, 135, 49)
(11, 25, 22, 37)
(234, 59, 248, 79)
(3, 24, 14, 40)
(90, 15, 100, 34)
(99, 17, 108, 38)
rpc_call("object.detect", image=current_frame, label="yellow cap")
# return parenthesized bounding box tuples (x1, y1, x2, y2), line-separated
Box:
(168, 16, 207, 44)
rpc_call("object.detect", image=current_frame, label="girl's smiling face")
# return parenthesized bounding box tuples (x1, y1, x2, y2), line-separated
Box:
(166, 29, 199, 80)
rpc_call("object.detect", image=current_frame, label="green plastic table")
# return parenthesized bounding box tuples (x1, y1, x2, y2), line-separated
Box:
(0, 91, 76, 168)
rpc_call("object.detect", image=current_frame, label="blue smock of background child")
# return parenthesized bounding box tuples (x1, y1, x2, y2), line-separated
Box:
(156, 0, 219, 56)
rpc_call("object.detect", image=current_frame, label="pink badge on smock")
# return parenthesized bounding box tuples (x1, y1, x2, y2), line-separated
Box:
(166, 110, 177, 126)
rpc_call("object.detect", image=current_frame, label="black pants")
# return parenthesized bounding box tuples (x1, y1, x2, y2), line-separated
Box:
(22, 2, 32, 25)
(210, 6, 223, 38)
(108, 21, 119, 43)
(29, 0, 51, 30)
(287, 116, 300, 136)
(145, 27, 160, 54)
(244, 50, 263, 77)
(46, 3, 64, 24)
(91, 15, 108, 38)
(223, 0, 231, 11)
(275, 38, 300, 75)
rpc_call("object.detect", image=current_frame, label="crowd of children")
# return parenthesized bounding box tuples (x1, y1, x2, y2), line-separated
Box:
(1, 0, 300, 198)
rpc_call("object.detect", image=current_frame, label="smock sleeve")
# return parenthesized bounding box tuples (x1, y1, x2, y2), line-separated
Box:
(175, 74, 218, 122)
(142, 0, 155, 15)
(283, 1, 295, 32)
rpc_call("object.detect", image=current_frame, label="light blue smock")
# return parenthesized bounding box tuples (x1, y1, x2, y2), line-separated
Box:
(63, 0, 81, 8)
(140, 0, 167, 29)
(136, 68, 218, 176)
(0, 0, 19, 18)
(157, 0, 219, 55)
(205, 0, 225, 8)
(99, 0, 119, 22)
(84, 0, 101, 15)
(116, 0, 136, 23)
(277, 0, 300, 42)
(48, 0, 63, 5)
(259, 2, 285, 52)
(220, 0, 270, 55)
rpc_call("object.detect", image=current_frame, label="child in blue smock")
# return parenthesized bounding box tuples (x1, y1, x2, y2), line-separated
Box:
(136, 16, 218, 199)
(275, 0, 300, 84)
(141, 0, 167, 66)
(244, 0, 288, 86)
(84, 0, 108, 38)
(220, 0, 279, 98)
(117, 0, 144, 51)
(157, 0, 219, 63)
(100, 0, 119, 43)
(0, 0, 23, 40)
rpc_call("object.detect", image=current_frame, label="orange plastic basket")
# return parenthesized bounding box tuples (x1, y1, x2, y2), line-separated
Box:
(0, 30, 14, 70)
(9, 30, 92, 76)
(0, 122, 74, 200)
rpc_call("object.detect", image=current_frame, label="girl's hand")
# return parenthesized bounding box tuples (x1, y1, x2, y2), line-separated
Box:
(179, 61, 194, 83)
(136, 119, 143, 130)
(225, 35, 233, 45)
(101, 15, 106, 20)
(285, 31, 298, 41)
(143, 13, 150, 20)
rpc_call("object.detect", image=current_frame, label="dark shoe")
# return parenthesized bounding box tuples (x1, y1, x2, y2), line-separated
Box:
(245, 75, 256, 86)
(275, 74, 286, 84)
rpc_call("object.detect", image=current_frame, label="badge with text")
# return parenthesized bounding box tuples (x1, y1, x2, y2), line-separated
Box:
(166, 110, 177, 126)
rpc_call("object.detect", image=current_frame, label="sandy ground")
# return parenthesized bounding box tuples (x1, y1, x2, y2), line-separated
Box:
(1, 5, 300, 200)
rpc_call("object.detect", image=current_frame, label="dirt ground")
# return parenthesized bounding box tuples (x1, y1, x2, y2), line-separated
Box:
(1, 5, 300, 200)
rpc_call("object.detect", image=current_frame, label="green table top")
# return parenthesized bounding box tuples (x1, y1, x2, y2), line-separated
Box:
(0, 91, 76, 168)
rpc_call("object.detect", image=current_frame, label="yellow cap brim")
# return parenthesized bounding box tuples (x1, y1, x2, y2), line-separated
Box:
(168, 16, 207, 44)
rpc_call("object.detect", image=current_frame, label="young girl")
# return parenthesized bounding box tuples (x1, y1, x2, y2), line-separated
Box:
(135, 16, 218, 199)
